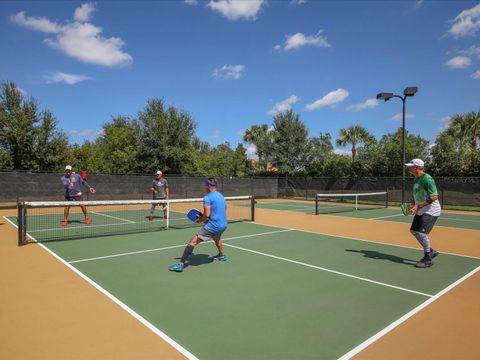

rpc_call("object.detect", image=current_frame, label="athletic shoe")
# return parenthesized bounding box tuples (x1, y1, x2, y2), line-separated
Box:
(429, 249, 439, 259)
(212, 254, 227, 261)
(415, 255, 432, 268)
(85, 217, 91, 225)
(148, 215, 153, 221)
(169, 263, 184, 272)
(62, 220, 68, 227)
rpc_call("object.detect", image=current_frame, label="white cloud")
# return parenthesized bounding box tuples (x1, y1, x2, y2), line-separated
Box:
(267, 95, 299, 116)
(185, 0, 198, 5)
(414, 0, 424, 8)
(10, 3, 132, 67)
(212, 131, 220, 139)
(74, 2, 95, 22)
(10, 11, 60, 33)
(439, 116, 452, 131)
(457, 45, 480, 59)
(333, 148, 350, 156)
(305, 88, 349, 111)
(290, 0, 307, 5)
(245, 144, 258, 160)
(45, 72, 91, 85)
(207, 0, 265, 21)
(212, 64, 245, 79)
(472, 70, 480, 79)
(17, 87, 27, 95)
(275, 30, 330, 51)
(448, 3, 480, 37)
(346, 98, 379, 112)
(68, 128, 102, 138)
(392, 113, 414, 121)
(445, 56, 471, 69)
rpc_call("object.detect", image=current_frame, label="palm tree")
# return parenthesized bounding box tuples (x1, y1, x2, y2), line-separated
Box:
(446, 111, 480, 152)
(336, 125, 375, 161)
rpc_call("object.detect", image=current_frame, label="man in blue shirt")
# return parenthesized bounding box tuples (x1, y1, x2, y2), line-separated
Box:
(169, 178, 227, 272)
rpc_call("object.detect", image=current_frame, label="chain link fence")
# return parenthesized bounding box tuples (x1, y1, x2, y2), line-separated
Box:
(0, 171, 478, 208)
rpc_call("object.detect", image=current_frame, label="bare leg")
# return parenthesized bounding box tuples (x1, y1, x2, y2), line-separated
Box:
(63, 206, 70, 222)
(213, 237, 224, 256)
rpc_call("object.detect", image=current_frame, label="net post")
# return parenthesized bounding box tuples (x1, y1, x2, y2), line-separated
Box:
(250, 196, 255, 222)
(17, 201, 23, 246)
(315, 194, 319, 215)
(355, 195, 358, 210)
(385, 191, 388, 208)
(166, 200, 170, 229)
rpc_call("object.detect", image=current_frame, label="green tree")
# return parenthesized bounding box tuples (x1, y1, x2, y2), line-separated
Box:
(336, 125, 375, 162)
(305, 133, 334, 176)
(447, 111, 480, 153)
(243, 124, 273, 166)
(270, 110, 309, 174)
(370, 128, 429, 176)
(136, 99, 197, 174)
(97, 116, 139, 174)
(0, 81, 70, 171)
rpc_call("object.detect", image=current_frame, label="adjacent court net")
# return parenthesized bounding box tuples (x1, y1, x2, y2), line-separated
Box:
(17, 195, 255, 245)
(315, 192, 388, 215)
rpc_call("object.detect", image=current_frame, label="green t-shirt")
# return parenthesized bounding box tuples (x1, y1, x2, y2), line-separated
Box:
(413, 173, 441, 216)
(413, 173, 438, 203)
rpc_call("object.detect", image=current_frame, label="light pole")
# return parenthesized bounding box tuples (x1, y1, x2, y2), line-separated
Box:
(376, 87, 418, 204)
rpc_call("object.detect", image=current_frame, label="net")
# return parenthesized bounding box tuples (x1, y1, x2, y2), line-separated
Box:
(17, 195, 255, 245)
(315, 192, 388, 215)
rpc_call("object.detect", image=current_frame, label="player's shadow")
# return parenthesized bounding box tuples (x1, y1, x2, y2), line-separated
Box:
(174, 254, 213, 268)
(346, 249, 416, 266)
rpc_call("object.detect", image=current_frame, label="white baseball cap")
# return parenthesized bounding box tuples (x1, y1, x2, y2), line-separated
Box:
(65, 165, 72, 171)
(405, 159, 424, 167)
(155, 170, 162, 175)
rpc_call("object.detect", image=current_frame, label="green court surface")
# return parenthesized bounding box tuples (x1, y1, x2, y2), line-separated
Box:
(9, 217, 480, 360)
(256, 201, 480, 231)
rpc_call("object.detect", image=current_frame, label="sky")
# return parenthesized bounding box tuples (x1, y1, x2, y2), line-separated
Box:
(1, 0, 479, 157)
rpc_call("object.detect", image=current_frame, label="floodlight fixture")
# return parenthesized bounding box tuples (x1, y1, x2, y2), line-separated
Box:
(403, 87, 418, 97)
(376, 92, 394, 101)
(375, 86, 418, 203)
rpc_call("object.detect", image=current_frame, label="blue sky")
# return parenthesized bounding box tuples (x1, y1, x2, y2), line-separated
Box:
(1, 0, 479, 156)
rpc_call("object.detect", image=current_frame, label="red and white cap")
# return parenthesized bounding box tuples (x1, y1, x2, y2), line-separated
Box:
(65, 165, 72, 171)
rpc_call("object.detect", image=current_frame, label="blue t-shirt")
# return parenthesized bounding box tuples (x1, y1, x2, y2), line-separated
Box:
(204, 191, 227, 234)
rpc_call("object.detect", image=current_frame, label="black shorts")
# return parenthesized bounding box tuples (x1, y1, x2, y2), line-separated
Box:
(65, 196, 83, 201)
(410, 214, 439, 234)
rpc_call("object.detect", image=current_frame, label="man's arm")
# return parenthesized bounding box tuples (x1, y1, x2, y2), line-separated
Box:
(80, 176, 96, 194)
(164, 180, 169, 198)
(197, 205, 211, 223)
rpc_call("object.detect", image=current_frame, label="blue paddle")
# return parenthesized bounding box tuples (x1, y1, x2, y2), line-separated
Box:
(187, 208, 203, 222)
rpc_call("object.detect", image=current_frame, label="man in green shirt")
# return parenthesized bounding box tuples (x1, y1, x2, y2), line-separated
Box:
(406, 159, 441, 268)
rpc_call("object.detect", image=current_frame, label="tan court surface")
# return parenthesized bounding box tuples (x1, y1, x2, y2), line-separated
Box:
(1, 204, 479, 359)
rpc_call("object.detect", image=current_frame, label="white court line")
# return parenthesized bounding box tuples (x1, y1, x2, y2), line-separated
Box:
(90, 211, 136, 224)
(440, 216, 480, 223)
(27, 216, 186, 233)
(2, 215, 199, 360)
(369, 214, 404, 220)
(253, 221, 480, 260)
(223, 242, 432, 298)
(338, 265, 480, 360)
(370, 213, 480, 223)
(68, 229, 293, 264)
(259, 204, 313, 211)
